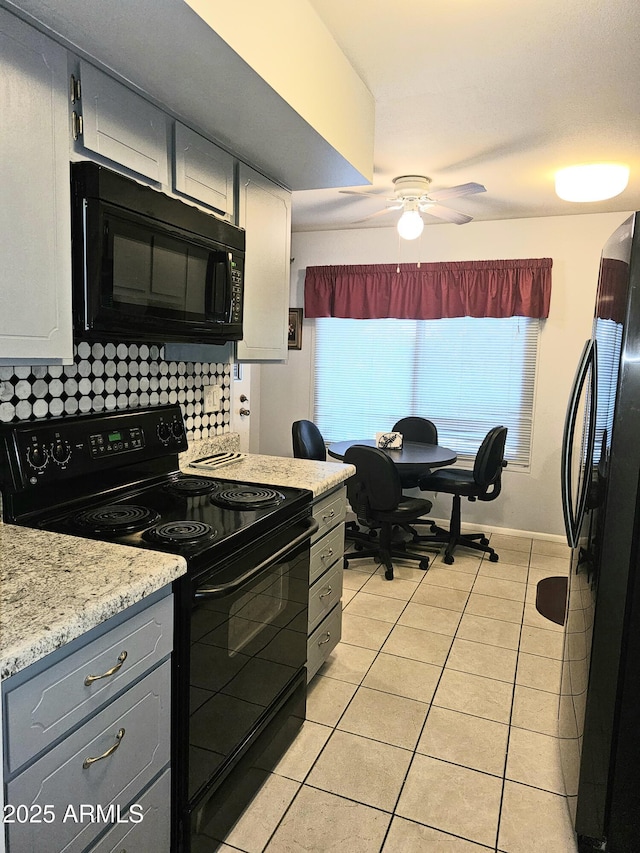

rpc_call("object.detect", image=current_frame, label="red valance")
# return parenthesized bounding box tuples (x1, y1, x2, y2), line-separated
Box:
(598, 257, 629, 325)
(304, 258, 552, 320)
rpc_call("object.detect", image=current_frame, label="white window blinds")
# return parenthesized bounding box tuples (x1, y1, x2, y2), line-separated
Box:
(314, 316, 541, 469)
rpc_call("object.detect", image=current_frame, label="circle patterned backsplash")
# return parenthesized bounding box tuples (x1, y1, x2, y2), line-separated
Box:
(0, 341, 231, 440)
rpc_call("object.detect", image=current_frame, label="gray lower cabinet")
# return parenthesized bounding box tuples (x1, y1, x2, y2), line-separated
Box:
(2, 591, 173, 853)
(307, 487, 346, 681)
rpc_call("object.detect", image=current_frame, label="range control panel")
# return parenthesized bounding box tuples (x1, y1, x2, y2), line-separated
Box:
(89, 426, 145, 459)
(2, 405, 188, 490)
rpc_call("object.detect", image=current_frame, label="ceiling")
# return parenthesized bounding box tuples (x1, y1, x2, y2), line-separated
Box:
(293, 0, 640, 232)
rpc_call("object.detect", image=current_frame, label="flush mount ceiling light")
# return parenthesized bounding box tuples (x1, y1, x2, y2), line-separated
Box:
(555, 164, 630, 202)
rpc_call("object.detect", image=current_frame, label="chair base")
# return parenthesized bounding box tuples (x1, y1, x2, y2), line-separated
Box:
(411, 494, 500, 565)
(344, 523, 430, 580)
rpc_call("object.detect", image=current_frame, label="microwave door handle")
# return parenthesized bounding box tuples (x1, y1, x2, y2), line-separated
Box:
(204, 252, 232, 321)
(223, 252, 232, 322)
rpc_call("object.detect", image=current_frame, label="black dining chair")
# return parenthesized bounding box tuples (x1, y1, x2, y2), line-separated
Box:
(343, 444, 433, 580)
(392, 416, 441, 536)
(292, 419, 366, 544)
(392, 416, 440, 490)
(292, 419, 326, 460)
(412, 426, 508, 565)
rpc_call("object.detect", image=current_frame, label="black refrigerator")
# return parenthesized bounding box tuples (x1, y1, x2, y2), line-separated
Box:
(560, 212, 640, 852)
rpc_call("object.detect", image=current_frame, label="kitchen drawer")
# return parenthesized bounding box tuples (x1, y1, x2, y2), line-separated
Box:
(308, 561, 343, 633)
(6, 659, 171, 853)
(307, 604, 342, 682)
(311, 487, 346, 541)
(309, 522, 345, 585)
(88, 769, 171, 853)
(4, 595, 172, 774)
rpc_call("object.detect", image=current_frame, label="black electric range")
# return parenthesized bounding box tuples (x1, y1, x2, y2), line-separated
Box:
(0, 404, 315, 852)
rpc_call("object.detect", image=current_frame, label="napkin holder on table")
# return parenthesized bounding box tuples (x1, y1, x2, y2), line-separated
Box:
(376, 432, 403, 449)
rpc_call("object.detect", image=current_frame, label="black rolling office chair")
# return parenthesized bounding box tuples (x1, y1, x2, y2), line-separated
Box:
(392, 416, 439, 490)
(291, 419, 365, 543)
(412, 426, 508, 565)
(292, 419, 327, 460)
(343, 445, 433, 580)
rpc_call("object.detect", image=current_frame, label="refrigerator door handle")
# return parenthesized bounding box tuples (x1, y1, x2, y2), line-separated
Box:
(561, 338, 598, 548)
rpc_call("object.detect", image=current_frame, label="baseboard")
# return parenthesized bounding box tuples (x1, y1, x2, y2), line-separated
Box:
(346, 510, 567, 545)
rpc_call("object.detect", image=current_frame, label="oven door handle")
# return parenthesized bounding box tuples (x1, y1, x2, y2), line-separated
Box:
(193, 517, 319, 600)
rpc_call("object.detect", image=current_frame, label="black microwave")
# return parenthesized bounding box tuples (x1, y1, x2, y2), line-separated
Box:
(71, 162, 245, 345)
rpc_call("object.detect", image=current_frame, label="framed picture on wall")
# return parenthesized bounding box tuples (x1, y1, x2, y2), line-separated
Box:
(288, 308, 303, 350)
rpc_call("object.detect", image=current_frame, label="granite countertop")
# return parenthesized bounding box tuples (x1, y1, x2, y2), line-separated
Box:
(0, 523, 186, 681)
(0, 431, 350, 683)
(181, 435, 355, 498)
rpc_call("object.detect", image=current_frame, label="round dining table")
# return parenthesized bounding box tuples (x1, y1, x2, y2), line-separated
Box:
(327, 439, 457, 471)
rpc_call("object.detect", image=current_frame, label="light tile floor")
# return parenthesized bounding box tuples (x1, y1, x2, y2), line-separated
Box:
(217, 535, 580, 853)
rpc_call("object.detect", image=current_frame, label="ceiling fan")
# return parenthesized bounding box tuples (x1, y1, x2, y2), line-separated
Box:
(340, 175, 486, 238)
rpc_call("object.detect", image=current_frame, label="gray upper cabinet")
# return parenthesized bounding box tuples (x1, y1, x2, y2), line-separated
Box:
(0, 8, 73, 364)
(75, 59, 169, 185)
(174, 122, 234, 218)
(236, 164, 291, 361)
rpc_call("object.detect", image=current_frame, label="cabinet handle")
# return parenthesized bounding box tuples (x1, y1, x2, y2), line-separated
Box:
(321, 547, 334, 560)
(318, 632, 331, 646)
(322, 509, 336, 521)
(84, 651, 128, 686)
(319, 586, 333, 599)
(82, 728, 125, 769)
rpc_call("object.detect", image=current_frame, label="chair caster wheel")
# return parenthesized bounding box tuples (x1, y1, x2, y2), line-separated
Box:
(369, 529, 378, 539)
(384, 568, 394, 580)
(354, 542, 364, 552)
(419, 559, 430, 571)
(489, 553, 499, 562)
(480, 537, 490, 546)
(443, 554, 454, 565)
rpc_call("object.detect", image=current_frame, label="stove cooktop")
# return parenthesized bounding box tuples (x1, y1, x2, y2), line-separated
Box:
(37, 473, 311, 568)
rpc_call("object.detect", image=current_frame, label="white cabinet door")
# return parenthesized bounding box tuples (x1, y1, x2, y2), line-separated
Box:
(236, 164, 291, 361)
(0, 9, 73, 364)
(77, 60, 169, 184)
(174, 122, 234, 218)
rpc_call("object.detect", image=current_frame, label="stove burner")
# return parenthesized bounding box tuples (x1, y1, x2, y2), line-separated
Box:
(74, 504, 161, 535)
(166, 477, 216, 497)
(212, 486, 285, 509)
(144, 521, 217, 545)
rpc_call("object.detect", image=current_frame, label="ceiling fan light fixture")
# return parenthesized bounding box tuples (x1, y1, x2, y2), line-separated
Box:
(397, 208, 424, 240)
(555, 163, 630, 202)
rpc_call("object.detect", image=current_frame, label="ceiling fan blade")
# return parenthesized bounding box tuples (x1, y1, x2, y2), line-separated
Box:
(339, 187, 388, 197)
(427, 182, 486, 202)
(354, 205, 402, 223)
(422, 204, 473, 225)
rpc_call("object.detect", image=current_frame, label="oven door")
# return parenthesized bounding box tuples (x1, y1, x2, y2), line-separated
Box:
(173, 513, 317, 851)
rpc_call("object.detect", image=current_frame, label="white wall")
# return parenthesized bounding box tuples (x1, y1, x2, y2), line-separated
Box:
(258, 211, 631, 538)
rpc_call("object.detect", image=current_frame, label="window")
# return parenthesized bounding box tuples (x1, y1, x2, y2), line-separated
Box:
(314, 316, 541, 469)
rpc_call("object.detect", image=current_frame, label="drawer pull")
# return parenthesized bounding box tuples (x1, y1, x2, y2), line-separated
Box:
(321, 547, 334, 561)
(84, 650, 128, 686)
(322, 509, 336, 521)
(319, 585, 333, 599)
(318, 631, 331, 646)
(82, 728, 125, 769)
